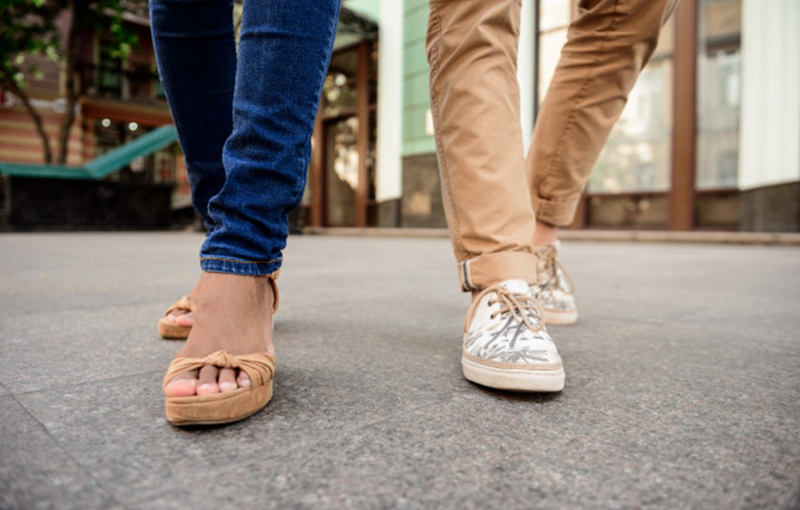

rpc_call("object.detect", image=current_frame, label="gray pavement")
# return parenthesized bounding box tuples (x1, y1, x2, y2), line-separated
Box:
(0, 232, 798, 509)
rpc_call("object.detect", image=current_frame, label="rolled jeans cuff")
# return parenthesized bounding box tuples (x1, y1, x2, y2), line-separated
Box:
(532, 195, 581, 228)
(458, 251, 538, 292)
(200, 257, 282, 277)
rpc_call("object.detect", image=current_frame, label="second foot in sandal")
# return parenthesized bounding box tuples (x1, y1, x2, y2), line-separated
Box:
(157, 296, 195, 340)
(162, 272, 279, 426)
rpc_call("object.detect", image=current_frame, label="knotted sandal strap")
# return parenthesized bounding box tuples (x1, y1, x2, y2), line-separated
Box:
(162, 350, 276, 390)
(164, 296, 195, 317)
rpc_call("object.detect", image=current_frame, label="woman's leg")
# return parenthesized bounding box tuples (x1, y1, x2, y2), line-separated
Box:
(199, 0, 340, 276)
(150, 0, 341, 398)
(150, 0, 233, 232)
(150, 0, 235, 334)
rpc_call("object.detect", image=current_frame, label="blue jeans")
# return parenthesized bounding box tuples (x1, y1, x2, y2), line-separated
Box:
(150, 0, 340, 276)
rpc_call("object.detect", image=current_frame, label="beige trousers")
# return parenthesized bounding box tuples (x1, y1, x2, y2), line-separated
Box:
(426, 0, 679, 291)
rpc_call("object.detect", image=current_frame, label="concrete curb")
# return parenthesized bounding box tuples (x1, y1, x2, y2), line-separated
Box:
(302, 227, 800, 246)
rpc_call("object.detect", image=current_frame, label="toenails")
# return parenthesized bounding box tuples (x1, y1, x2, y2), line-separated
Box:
(163, 367, 251, 397)
(219, 381, 239, 392)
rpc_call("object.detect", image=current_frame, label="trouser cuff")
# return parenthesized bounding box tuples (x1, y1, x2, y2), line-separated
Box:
(200, 257, 282, 277)
(459, 251, 538, 292)
(532, 195, 581, 227)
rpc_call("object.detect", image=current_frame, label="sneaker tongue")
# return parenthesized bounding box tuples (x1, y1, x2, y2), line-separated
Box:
(500, 279, 528, 295)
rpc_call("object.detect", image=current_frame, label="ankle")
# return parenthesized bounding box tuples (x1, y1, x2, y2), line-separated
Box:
(533, 220, 558, 247)
(194, 271, 274, 304)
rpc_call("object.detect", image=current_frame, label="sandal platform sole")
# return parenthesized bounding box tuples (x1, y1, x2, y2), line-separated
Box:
(157, 319, 191, 340)
(165, 380, 273, 426)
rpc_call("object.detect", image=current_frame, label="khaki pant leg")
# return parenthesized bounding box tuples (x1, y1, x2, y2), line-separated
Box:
(427, 0, 538, 291)
(527, 0, 680, 226)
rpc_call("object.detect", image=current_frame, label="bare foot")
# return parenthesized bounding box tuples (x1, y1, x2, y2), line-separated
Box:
(163, 272, 275, 398)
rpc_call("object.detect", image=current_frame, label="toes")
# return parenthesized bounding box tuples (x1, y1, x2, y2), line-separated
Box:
(164, 369, 199, 397)
(218, 368, 238, 392)
(197, 365, 220, 395)
(164, 367, 246, 397)
(236, 370, 251, 388)
(166, 309, 194, 327)
(173, 311, 194, 327)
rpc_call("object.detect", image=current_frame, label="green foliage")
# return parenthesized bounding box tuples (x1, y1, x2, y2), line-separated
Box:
(82, 0, 140, 60)
(0, 0, 141, 88)
(0, 0, 61, 86)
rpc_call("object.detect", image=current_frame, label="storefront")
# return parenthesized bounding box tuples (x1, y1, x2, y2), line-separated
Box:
(398, 0, 800, 232)
(303, 8, 380, 228)
(536, 0, 743, 230)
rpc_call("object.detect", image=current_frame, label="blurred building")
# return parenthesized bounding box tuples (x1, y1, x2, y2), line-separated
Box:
(308, 0, 800, 232)
(4, 0, 797, 232)
(0, 4, 188, 217)
(1, 1, 380, 229)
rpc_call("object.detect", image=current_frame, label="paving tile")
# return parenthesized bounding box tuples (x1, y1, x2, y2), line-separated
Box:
(0, 395, 120, 510)
(135, 387, 800, 510)
(0, 303, 183, 395)
(2, 234, 799, 509)
(15, 341, 457, 505)
(0, 232, 204, 316)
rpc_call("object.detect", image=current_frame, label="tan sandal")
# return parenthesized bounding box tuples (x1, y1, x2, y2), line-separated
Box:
(163, 350, 276, 426)
(158, 296, 194, 340)
(162, 276, 280, 426)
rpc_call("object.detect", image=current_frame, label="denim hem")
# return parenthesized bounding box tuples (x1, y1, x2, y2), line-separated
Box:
(200, 257, 282, 276)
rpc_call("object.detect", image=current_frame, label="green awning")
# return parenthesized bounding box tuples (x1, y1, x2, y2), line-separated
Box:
(84, 125, 177, 178)
(0, 163, 94, 179)
(0, 125, 178, 180)
(333, 7, 379, 51)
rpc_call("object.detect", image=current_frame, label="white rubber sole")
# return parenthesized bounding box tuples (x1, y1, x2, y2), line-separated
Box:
(543, 308, 578, 326)
(462, 358, 565, 392)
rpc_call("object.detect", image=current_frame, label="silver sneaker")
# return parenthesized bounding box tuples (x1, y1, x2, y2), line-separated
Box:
(532, 241, 578, 325)
(462, 279, 565, 392)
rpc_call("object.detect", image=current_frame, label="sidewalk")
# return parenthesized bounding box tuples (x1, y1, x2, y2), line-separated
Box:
(1, 232, 798, 509)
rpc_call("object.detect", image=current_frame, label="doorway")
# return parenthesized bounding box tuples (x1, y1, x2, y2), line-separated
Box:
(308, 40, 378, 227)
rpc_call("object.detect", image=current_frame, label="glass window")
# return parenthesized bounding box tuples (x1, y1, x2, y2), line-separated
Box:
(588, 16, 675, 194)
(695, 0, 741, 190)
(587, 194, 669, 228)
(536, 0, 570, 105)
(310, 40, 379, 227)
(322, 49, 359, 117)
(537, 27, 568, 105)
(539, 0, 571, 32)
(97, 39, 123, 98)
(325, 117, 359, 227)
